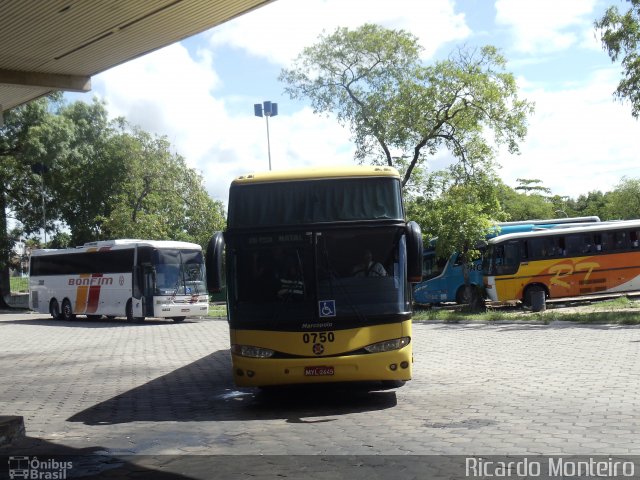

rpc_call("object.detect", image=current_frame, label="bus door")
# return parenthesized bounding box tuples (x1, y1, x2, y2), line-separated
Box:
(142, 264, 155, 316)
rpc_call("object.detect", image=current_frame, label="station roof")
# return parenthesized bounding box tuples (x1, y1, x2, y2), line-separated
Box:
(0, 0, 272, 113)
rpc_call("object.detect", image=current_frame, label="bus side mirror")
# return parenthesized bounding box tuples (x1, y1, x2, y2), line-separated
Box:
(206, 232, 225, 293)
(406, 221, 423, 283)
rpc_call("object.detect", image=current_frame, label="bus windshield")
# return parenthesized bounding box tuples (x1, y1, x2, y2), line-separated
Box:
(154, 249, 206, 295)
(228, 177, 403, 228)
(483, 241, 523, 276)
(422, 251, 448, 281)
(229, 226, 410, 329)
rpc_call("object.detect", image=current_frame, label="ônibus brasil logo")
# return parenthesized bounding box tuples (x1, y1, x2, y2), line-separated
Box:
(8, 456, 73, 479)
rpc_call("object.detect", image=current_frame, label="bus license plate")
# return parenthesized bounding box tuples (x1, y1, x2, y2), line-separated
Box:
(304, 366, 334, 376)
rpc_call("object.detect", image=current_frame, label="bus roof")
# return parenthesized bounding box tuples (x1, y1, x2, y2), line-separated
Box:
(496, 216, 600, 226)
(30, 239, 202, 256)
(488, 219, 640, 245)
(231, 166, 400, 185)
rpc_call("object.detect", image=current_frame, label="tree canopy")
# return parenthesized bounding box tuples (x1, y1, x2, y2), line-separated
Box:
(595, 0, 640, 117)
(0, 96, 225, 304)
(280, 24, 534, 189)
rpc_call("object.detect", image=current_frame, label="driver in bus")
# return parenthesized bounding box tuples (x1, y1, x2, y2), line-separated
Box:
(352, 249, 387, 277)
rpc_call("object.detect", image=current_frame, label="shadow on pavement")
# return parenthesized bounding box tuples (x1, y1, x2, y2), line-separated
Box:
(0, 438, 195, 479)
(67, 350, 397, 425)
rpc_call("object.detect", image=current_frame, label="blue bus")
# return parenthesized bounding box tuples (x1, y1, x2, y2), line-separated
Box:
(413, 217, 601, 305)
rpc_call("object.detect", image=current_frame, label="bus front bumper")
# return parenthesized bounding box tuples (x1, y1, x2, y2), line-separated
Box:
(231, 346, 412, 387)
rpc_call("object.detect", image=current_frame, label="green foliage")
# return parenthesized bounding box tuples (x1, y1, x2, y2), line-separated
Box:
(1, 95, 226, 286)
(595, 0, 640, 117)
(280, 25, 534, 188)
(604, 176, 640, 219)
(497, 183, 556, 221)
(406, 167, 503, 267)
(514, 178, 551, 194)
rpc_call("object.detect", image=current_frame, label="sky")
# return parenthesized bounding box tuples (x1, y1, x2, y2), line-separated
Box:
(71, 0, 638, 204)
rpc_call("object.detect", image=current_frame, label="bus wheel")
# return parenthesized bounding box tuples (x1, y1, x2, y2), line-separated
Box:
(171, 317, 186, 323)
(126, 300, 145, 323)
(49, 299, 61, 320)
(456, 285, 479, 304)
(523, 285, 546, 308)
(61, 299, 75, 321)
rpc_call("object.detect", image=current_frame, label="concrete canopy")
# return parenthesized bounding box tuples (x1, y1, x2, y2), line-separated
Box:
(0, 0, 273, 113)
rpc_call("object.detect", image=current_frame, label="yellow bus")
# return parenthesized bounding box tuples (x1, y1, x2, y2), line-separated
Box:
(206, 166, 423, 387)
(482, 219, 640, 306)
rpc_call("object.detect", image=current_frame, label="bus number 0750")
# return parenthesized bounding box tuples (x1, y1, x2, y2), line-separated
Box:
(302, 332, 335, 344)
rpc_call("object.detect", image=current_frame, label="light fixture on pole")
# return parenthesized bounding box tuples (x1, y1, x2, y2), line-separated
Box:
(254, 101, 278, 170)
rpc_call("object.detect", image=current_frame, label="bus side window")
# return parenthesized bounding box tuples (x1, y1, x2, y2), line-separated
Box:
(631, 230, 640, 248)
(615, 231, 629, 250)
(594, 233, 602, 252)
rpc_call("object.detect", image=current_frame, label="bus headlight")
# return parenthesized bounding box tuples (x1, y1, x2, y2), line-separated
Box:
(231, 344, 275, 358)
(364, 337, 411, 353)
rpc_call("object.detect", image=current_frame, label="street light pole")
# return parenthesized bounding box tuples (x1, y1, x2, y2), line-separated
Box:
(254, 101, 278, 170)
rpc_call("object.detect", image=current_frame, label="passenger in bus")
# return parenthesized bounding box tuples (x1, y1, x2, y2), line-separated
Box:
(352, 249, 387, 277)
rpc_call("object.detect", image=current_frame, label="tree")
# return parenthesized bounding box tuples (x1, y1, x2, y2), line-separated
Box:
(605, 177, 640, 219)
(0, 94, 64, 307)
(595, 0, 640, 117)
(96, 127, 225, 248)
(514, 178, 551, 195)
(406, 167, 504, 309)
(280, 24, 534, 188)
(497, 183, 556, 221)
(1, 96, 226, 308)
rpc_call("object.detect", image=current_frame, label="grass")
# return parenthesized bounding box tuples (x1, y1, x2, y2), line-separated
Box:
(208, 303, 227, 318)
(207, 297, 640, 324)
(412, 296, 640, 325)
(9, 276, 29, 293)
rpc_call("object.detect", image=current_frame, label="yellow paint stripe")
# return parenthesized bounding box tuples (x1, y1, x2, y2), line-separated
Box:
(75, 274, 90, 313)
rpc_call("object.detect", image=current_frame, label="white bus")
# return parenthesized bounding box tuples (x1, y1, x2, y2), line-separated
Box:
(29, 239, 209, 322)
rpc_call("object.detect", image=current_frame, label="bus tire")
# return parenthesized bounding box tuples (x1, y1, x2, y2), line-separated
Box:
(126, 300, 145, 323)
(171, 317, 186, 322)
(455, 285, 479, 305)
(49, 299, 61, 320)
(61, 299, 75, 321)
(523, 285, 546, 308)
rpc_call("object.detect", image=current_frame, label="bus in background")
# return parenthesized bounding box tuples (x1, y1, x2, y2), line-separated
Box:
(483, 219, 640, 306)
(29, 239, 209, 322)
(206, 166, 423, 387)
(414, 216, 601, 305)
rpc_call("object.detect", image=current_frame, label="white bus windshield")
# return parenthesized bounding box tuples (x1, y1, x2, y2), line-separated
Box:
(153, 249, 206, 295)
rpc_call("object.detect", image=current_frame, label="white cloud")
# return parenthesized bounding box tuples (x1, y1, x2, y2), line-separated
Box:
(497, 68, 639, 198)
(495, 0, 598, 53)
(85, 0, 637, 209)
(92, 43, 354, 204)
(208, 0, 471, 63)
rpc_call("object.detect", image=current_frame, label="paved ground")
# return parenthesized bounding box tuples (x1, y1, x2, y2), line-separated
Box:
(1, 311, 639, 478)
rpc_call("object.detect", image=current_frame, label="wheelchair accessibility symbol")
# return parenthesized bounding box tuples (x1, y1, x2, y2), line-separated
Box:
(318, 300, 336, 318)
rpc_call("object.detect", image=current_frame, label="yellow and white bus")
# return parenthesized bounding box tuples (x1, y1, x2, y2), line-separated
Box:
(483, 219, 640, 305)
(206, 166, 423, 387)
(29, 239, 209, 322)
